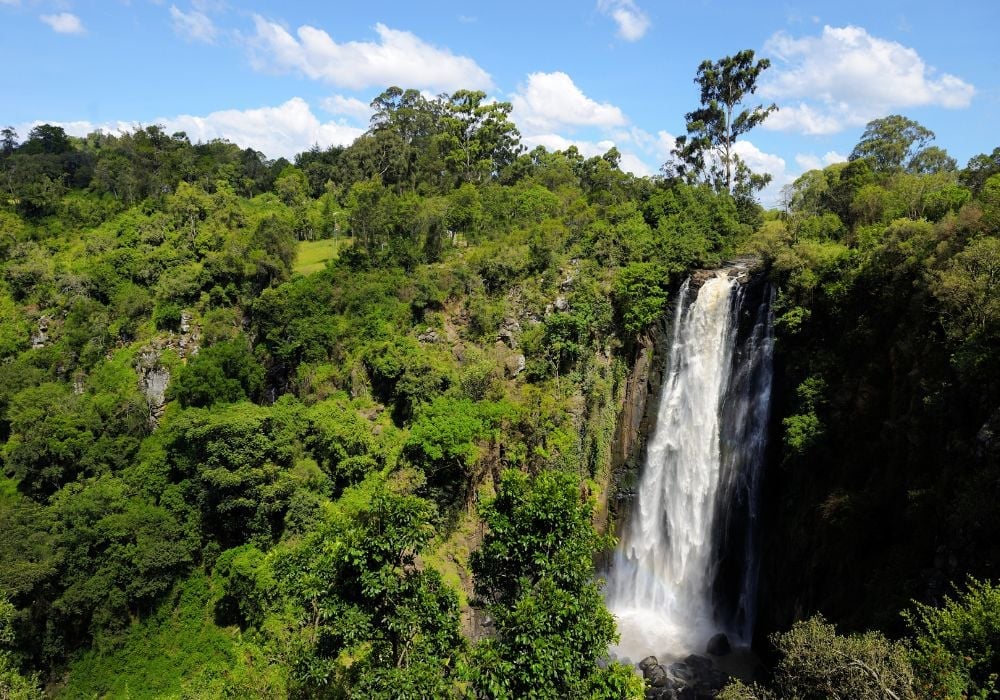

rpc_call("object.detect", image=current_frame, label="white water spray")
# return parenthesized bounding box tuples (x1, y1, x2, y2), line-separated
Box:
(606, 270, 773, 662)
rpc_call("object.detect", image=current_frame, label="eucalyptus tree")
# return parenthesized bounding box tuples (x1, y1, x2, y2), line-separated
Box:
(849, 115, 936, 174)
(671, 49, 777, 195)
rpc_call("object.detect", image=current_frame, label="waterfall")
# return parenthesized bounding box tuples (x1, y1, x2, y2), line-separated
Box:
(606, 269, 774, 661)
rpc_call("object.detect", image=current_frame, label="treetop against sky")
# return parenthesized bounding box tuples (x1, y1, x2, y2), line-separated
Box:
(2, 0, 996, 204)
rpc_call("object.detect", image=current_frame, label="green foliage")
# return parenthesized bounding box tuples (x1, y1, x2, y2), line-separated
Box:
(159, 399, 306, 545)
(215, 488, 464, 698)
(305, 397, 381, 491)
(168, 337, 264, 408)
(850, 115, 936, 174)
(904, 578, 1000, 699)
(672, 49, 777, 195)
(614, 261, 669, 333)
(0, 599, 43, 700)
(469, 469, 632, 699)
(769, 615, 917, 699)
(405, 397, 512, 508)
(56, 574, 234, 699)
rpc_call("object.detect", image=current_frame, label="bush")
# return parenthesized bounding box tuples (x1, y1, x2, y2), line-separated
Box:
(905, 578, 1000, 699)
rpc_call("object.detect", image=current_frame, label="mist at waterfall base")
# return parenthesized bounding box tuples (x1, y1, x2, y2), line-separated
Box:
(605, 271, 774, 663)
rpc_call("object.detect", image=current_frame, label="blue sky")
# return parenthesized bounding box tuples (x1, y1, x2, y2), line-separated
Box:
(3, 0, 998, 204)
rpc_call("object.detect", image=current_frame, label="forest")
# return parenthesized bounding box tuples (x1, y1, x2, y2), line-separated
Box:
(1, 56, 999, 699)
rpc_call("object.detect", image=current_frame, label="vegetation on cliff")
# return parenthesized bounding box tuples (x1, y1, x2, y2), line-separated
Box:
(0, 53, 998, 697)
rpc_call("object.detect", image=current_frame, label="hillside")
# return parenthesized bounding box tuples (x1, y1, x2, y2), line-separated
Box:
(1, 98, 999, 698)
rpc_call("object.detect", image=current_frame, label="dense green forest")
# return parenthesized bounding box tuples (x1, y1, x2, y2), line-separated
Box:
(1, 76, 999, 698)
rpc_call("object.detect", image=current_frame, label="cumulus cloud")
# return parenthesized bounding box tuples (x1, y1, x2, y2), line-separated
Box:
(170, 5, 217, 43)
(597, 0, 650, 41)
(247, 16, 493, 93)
(762, 25, 975, 134)
(512, 72, 626, 133)
(794, 150, 848, 172)
(520, 133, 652, 177)
(320, 95, 373, 124)
(28, 98, 365, 159)
(40, 12, 85, 34)
(733, 141, 792, 208)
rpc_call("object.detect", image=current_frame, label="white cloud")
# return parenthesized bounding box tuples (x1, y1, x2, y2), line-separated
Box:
(511, 72, 627, 133)
(733, 140, 787, 180)
(597, 0, 650, 41)
(170, 5, 217, 43)
(521, 133, 653, 177)
(320, 95, 373, 124)
(763, 103, 851, 136)
(28, 98, 365, 159)
(40, 12, 85, 34)
(522, 133, 615, 156)
(762, 25, 975, 134)
(247, 16, 493, 93)
(614, 127, 677, 163)
(696, 140, 792, 208)
(618, 152, 653, 177)
(794, 150, 847, 171)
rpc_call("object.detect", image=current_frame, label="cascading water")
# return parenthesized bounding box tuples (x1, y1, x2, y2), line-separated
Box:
(606, 267, 774, 662)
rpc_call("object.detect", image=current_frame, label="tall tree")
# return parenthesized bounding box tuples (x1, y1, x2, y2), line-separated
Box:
(469, 470, 641, 699)
(671, 50, 777, 194)
(849, 115, 936, 173)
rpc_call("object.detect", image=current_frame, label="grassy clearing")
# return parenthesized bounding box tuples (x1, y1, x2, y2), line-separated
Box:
(294, 237, 349, 275)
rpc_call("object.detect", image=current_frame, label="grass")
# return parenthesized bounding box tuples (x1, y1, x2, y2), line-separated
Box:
(293, 237, 350, 275)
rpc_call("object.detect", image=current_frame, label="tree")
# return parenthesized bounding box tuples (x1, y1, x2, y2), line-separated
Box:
(904, 578, 1000, 699)
(671, 50, 777, 194)
(906, 146, 957, 174)
(771, 616, 916, 699)
(849, 115, 935, 173)
(960, 146, 1000, 195)
(469, 470, 641, 699)
(439, 90, 522, 184)
(0, 599, 43, 700)
(0, 127, 17, 157)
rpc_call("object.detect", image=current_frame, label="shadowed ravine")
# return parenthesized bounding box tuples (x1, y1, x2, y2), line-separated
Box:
(606, 266, 774, 663)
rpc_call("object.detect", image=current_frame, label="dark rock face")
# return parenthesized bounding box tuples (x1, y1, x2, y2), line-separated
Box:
(639, 655, 660, 673)
(706, 632, 732, 656)
(639, 654, 729, 700)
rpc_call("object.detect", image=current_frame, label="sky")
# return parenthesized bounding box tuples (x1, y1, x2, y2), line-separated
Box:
(2, 0, 998, 205)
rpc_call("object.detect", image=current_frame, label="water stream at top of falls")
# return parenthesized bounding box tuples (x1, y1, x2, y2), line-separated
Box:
(605, 269, 774, 662)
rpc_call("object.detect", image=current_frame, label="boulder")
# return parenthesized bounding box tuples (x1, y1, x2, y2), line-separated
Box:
(504, 353, 526, 379)
(706, 632, 731, 656)
(638, 656, 659, 673)
(647, 664, 671, 688)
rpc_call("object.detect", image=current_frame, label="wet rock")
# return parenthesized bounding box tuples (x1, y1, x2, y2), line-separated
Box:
(180, 311, 192, 333)
(647, 664, 670, 687)
(707, 632, 732, 656)
(668, 662, 694, 683)
(683, 655, 713, 673)
(639, 656, 659, 673)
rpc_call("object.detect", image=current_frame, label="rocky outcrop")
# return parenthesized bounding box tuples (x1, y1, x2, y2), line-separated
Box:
(136, 348, 170, 428)
(31, 316, 50, 349)
(638, 654, 730, 700)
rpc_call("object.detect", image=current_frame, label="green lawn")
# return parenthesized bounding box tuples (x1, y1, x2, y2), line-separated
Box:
(293, 237, 349, 275)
